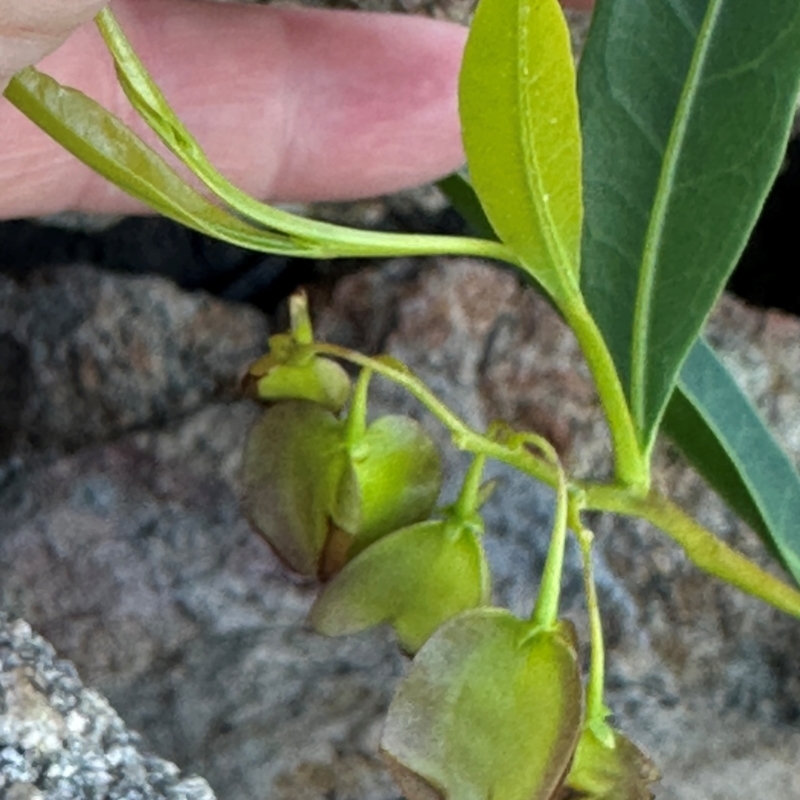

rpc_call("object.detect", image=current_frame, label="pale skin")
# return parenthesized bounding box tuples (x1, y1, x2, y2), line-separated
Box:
(0, 0, 592, 220)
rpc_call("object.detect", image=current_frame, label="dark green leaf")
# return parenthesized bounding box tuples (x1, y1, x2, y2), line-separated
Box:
(664, 339, 800, 584)
(579, 0, 800, 446)
(459, 0, 583, 306)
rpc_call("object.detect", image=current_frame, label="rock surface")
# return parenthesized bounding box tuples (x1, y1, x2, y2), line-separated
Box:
(2, 260, 800, 800)
(0, 614, 216, 800)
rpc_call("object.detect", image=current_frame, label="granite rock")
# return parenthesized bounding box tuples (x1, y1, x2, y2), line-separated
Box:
(0, 265, 267, 458)
(0, 614, 216, 800)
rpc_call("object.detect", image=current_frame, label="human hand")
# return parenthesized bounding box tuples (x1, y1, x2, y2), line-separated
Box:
(0, 0, 108, 91)
(0, 0, 591, 220)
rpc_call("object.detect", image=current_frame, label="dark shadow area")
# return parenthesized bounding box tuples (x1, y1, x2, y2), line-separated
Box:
(0, 200, 467, 312)
(728, 136, 800, 316)
(0, 216, 309, 312)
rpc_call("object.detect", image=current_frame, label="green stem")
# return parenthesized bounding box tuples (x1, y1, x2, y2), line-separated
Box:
(289, 292, 314, 345)
(583, 484, 800, 619)
(312, 343, 800, 621)
(575, 525, 606, 724)
(531, 440, 567, 631)
(454, 454, 487, 522)
(313, 344, 560, 488)
(344, 369, 371, 446)
(562, 297, 649, 492)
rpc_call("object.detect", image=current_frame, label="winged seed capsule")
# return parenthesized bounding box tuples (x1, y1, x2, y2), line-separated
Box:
(309, 512, 490, 654)
(243, 291, 351, 413)
(381, 610, 583, 800)
(242, 401, 442, 579)
(557, 725, 659, 800)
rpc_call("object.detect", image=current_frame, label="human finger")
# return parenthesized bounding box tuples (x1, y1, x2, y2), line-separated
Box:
(0, 0, 467, 217)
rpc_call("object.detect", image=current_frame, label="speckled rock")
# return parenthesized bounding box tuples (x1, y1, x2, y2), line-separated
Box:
(0, 614, 215, 800)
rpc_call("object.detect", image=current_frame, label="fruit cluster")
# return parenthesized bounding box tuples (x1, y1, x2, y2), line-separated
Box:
(241, 293, 490, 653)
(241, 293, 658, 800)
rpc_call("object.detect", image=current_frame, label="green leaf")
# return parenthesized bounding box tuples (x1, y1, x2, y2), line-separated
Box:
(439, 172, 571, 313)
(3, 67, 304, 256)
(459, 0, 583, 305)
(664, 339, 800, 584)
(241, 401, 348, 576)
(436, 173, 498, 242)
(382, 609, 582, 800)
(309, 518, 490, 654)
(90, 8, 516, 265)
(579, 0, 800, 447)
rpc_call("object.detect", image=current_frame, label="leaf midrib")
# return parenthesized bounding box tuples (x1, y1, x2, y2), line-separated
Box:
(630, 0, 724, 437)
(517, 0, 580, 301)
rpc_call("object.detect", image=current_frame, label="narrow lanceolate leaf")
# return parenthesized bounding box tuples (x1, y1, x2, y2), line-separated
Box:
(459, 0, 583, 306)
(579, 0, 800, 448)
(664, 340, 800, 585)
(3, 68, 304, 256)
(93, 8, 515, 265)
